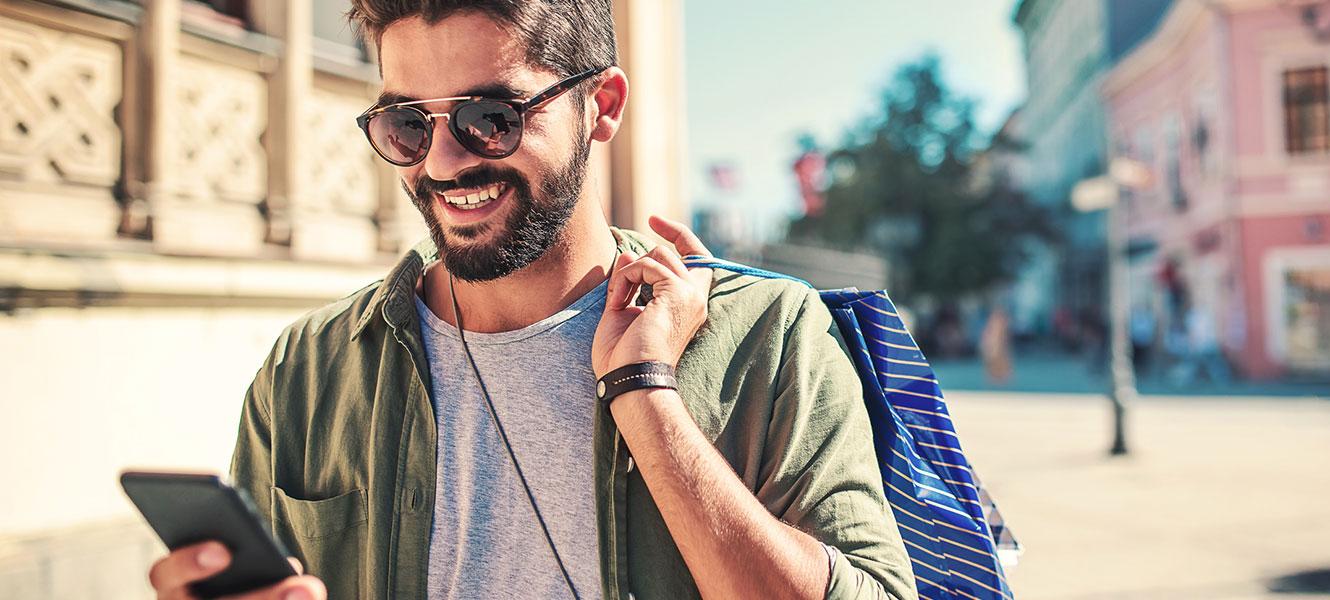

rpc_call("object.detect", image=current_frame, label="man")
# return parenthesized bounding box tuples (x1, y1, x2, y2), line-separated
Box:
(147, 1, 915, 599)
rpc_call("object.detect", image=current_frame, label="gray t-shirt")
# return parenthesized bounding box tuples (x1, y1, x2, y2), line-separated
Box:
(414, 280, 606, 600)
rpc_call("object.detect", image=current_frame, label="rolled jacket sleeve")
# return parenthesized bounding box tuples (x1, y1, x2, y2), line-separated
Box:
(756, 286, 918, 600)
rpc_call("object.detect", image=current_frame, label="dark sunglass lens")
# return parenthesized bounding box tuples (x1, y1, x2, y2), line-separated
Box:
(453, 101, 522, 158)
(368, 108, 431, 165)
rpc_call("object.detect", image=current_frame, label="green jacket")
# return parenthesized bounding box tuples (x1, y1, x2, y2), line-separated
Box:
(230, 227, 917, 600)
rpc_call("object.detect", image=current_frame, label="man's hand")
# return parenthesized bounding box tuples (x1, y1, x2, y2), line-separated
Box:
(592, 215, 713, 378)
(147, 541, 326, 600)
(592, 219, 834, 599)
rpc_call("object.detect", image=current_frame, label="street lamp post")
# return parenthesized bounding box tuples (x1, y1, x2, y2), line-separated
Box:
(1072, 158, 1153, 457)
(1105, 195, 1134, 455)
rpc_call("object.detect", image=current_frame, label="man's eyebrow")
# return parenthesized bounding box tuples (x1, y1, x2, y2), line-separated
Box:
(376, 91, 418, 107)
(461, 82, 531, 99)
(375, 83, 532, 108)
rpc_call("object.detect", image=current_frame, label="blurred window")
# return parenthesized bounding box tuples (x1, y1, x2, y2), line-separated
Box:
(313, 0, 369, 63)
(1282, 66, 1329, 154)
(1192, 91, 1217, 177)
(1162, 115, 1185, 211)
(185, 0, 250, 29)
(1132, 125, 1155, 207)
(1284, 268, 1330, 370)
(178, 0, 253, 40)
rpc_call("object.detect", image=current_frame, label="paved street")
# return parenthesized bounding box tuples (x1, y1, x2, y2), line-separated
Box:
(943, 390, 1330, 599)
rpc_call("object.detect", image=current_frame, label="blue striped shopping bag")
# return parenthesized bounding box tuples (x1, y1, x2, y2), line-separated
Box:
(682, 255, 1020, 600)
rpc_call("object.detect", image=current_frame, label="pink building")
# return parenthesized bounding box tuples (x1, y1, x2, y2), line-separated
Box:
(1103, 0, 1330, 379)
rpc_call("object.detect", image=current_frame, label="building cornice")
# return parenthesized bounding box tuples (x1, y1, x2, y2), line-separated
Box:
(1102, 0, 1213, 98)
(1102, 0, 1301, 98)
(0, 247, 390, 311)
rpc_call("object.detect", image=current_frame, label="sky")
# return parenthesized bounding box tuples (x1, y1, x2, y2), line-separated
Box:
(684, 0, 1027, 241)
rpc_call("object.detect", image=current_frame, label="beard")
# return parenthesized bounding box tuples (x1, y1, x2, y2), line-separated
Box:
(405, 130, 591, 283)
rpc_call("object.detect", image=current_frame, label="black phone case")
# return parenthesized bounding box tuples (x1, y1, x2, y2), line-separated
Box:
(120, 471, 296, 598)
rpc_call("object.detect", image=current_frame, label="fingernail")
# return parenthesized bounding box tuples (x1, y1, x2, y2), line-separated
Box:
(198, 544, 228, 569)
(283, 589, 312, 600)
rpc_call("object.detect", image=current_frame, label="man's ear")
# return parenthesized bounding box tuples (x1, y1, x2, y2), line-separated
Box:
(588, 67, 629, 143)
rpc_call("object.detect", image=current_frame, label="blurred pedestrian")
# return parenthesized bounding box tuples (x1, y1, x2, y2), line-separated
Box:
(1169, 302, 1232, 387)
(980, 306, 1013, 385)
(1053, 306, 1078, 351)
(1081, 308, 1108, 374)
(1130, 303, 1157, 377)
(933, 303, 968, 358)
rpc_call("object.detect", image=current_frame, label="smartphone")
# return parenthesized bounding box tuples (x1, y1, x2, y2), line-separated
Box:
(120, 470, 297, 598)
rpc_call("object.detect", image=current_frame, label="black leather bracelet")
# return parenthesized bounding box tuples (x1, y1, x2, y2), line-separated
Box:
(596, 361, 678, 406)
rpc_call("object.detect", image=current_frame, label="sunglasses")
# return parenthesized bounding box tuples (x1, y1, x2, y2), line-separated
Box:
(356, 66, 609, 166)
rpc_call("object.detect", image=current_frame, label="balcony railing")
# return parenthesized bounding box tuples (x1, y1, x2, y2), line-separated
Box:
(0, 0, 420, 264)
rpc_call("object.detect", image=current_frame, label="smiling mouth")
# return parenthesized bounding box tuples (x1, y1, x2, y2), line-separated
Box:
(437, 183, 507, 211)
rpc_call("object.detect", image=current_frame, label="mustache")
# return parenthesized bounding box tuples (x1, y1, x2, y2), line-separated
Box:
(411, 166, 524, 198)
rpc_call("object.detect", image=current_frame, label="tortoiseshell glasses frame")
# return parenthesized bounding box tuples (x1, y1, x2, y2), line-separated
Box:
(355, 66, 609, 166)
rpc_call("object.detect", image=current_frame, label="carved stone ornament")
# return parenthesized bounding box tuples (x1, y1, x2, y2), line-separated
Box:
(0, 15, 122, 243)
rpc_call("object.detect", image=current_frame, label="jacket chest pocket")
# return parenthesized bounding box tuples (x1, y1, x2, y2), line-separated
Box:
(271, 486, 368, 599)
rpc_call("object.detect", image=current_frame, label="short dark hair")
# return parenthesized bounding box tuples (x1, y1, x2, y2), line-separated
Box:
(347, 0, 618, 79)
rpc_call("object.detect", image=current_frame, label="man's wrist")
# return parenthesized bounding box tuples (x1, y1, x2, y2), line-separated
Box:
(608, 386, 679, 421)
(615, 386, 676, 404)
(597, 361, 677, 406)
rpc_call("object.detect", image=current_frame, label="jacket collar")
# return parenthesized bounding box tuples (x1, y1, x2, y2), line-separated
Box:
(350, 227, 655, 341)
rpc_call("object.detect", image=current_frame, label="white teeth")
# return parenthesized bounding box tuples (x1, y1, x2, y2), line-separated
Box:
(440, 184, 503, 210)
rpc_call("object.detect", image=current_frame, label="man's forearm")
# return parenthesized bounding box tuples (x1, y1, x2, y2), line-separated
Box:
(610, 387, 829, 600)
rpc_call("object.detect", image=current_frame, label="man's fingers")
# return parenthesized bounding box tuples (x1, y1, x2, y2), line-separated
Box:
(646, 246, 689, 278)
(149, 541, 230, 599)
(222, 575, 327, 600)
(158, 584, 196, 600)
(617, 257, 679, 288)
(612, 249, 635, 274)
(610, 257, 677, 309)
(608, 251, 639, 309)
(648, 215, 712, 258)
(280, 575, 328, 600)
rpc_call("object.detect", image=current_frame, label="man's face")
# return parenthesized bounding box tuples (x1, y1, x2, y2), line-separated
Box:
(379, 13, 591, 282)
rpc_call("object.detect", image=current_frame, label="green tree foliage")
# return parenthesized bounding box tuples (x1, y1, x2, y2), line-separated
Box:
(788, 55, 1055, 302)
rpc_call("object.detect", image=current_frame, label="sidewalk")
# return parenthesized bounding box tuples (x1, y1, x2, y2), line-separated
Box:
(944, 391, 1330, 599)
(932, 352, 1330, 398)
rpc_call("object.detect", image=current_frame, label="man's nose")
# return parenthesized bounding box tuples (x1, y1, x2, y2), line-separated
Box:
(422, 114, 482, 183)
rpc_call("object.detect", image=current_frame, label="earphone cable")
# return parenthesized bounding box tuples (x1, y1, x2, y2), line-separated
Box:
(445, 245, 621, 600)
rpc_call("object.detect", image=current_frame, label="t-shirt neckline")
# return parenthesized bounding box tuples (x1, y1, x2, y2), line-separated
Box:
(414, 278, 609, 346)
